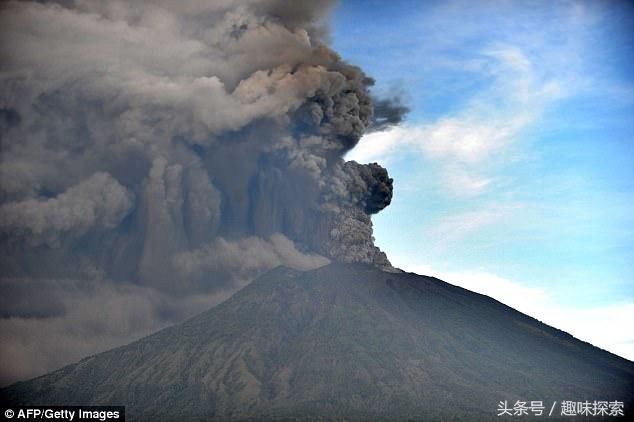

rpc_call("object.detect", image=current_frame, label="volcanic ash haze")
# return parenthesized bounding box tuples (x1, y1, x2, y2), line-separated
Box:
(0, 0, 407, 384)
(4, 264, 633, 419)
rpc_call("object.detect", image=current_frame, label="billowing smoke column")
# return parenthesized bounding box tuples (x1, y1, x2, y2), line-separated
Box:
(0, 0, 402, 384)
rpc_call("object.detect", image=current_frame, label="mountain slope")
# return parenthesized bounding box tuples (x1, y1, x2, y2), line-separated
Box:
(2, 263, 633, 420)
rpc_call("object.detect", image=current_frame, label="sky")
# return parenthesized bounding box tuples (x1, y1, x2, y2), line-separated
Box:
(333, 0, 634, 360)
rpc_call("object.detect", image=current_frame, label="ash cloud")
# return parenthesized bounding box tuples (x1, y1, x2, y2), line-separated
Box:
(370, 96, 410, 131)
(0, 0, 398, 384)
(0, 173, 134, 247)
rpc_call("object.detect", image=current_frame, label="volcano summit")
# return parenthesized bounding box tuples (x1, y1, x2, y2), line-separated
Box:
(2, 264, 632, 420)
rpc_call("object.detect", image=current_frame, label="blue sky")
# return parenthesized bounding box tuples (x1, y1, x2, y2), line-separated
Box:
(332, 0, 634, 359)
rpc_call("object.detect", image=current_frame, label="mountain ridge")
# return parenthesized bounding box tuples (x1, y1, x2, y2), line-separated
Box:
(2, 263, 633, 420)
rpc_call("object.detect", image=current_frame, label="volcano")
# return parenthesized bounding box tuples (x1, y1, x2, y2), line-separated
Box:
(2, 263, 632, 420)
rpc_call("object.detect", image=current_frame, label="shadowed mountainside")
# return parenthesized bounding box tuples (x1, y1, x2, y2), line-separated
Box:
(2, 263, 633, 420)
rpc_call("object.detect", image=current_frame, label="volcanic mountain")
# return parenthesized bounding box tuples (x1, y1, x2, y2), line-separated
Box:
(2, 263, 633, 420)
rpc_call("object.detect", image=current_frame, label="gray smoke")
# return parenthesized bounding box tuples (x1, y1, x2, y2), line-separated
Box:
(370, 96, 410, 131)
(0, 0, 397, 385)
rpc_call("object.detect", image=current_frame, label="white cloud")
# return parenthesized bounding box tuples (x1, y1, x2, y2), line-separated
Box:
(347, 45, 562, 197)
(441, 163, 492, 196)
(429, 203, 526, 248)
(393, 259, 634, 361)
(346, 125, 417, 164)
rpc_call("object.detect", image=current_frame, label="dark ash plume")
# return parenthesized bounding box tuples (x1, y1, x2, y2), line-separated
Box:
(369, 96, 410, 131)
(0, 0, 399, 385)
